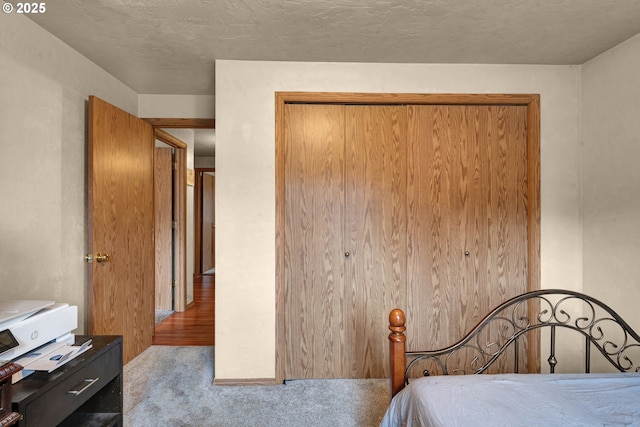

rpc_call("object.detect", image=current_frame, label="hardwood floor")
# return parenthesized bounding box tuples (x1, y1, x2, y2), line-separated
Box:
(153, 275, 214, 346)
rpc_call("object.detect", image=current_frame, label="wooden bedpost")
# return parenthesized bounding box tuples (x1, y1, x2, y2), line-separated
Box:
(389, 308, 407, 399)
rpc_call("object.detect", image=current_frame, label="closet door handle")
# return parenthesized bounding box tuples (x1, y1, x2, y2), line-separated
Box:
(345, 252, 350, 258)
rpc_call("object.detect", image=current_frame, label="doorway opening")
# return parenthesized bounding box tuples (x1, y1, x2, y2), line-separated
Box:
(144, 118, 215, 346)
(195, 168, 215, 276)
(154, 139, 177, 325)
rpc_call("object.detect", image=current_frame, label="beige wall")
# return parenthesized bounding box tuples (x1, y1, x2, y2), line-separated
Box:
(0, 17, 213, 335)
(138, 94, 215, 119)
(582, 33, 640, 329)
(214, 60, 583, 380)
(0, 14, 138, 333)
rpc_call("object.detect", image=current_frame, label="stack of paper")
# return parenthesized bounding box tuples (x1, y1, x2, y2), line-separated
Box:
(12, 339, 92, 383)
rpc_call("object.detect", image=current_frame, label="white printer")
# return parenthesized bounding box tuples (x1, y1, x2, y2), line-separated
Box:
(0, 300, 78, 362)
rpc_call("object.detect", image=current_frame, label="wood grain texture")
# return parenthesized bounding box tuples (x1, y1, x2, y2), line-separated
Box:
(284, 104, 346, 378)
(154, 128, 188, 148)
(388, 308, 407, 397)
(193, 168, 218, 276)
(153, 129, 188, 312)
(143, 118, 215, 129)
(345, 105, 407, 378)
(88, 96, 155, 364)
(202, 173, 215, 272)
(154, 147, 173, 311)
(153, 275, 214, 345)
(172, 148, 187, 312)
(406, 105, 529, 373)
(275, 92, 539, 106)
(274, 93, 541, 382)
(275, 95, 287, 383)
(284, 104, 407, 379)
(526, 96, 542, 372)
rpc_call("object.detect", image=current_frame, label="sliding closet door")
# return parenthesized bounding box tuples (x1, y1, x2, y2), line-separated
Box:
(345, 106, 407, 378)
(284, 104, 346, 378)
(406, 105, 529, 373)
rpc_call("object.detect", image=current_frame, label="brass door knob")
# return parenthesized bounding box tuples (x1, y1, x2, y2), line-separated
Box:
(84, 253, 111, 263)
(95, 253, 110, 263)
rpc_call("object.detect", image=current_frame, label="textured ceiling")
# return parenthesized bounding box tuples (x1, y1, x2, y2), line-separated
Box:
(27, 0, 640, 95)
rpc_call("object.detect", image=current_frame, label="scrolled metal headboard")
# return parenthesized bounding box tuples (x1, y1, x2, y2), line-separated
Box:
(388, 289, 640, 397)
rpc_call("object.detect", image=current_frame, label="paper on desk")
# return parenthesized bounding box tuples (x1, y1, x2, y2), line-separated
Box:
(15, 339, 92, 373)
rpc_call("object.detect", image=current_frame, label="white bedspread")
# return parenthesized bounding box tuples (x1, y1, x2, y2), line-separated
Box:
(380, 373, 640, 427)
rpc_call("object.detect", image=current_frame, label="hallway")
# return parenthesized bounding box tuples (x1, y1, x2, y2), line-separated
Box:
(153, 275, 214, 346)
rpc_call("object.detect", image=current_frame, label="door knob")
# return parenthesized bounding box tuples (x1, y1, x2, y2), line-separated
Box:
(95, 253, 110, 263)
(345, 252, 350, 258)
(84, 253, 111, 263)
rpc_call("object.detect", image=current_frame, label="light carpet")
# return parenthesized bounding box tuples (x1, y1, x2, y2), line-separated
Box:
(154, 310, 174, 325)
(123, 345, 390, 427)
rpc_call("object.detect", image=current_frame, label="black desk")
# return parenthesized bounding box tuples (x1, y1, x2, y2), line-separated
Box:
(12, 335, 123, 427)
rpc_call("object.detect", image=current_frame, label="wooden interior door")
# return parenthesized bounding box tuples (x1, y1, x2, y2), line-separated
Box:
(154, 146, 173, 311)
(344, 105, 407, 377)
(201, 173, 215, 273)
(88, 95, 155, 364)
(406, 105, 529, 373)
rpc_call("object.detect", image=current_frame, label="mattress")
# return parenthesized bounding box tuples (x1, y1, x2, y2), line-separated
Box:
(380, 372, 640, 427)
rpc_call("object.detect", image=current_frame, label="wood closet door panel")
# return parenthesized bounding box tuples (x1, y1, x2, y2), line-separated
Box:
(345, 106, 407, 378)
(407, 105, 528, 374)
(284, 104, 346, 378)
(406, 105, 470, 349)
(470, 107, 529, 321)
(467, 105, 529, 373)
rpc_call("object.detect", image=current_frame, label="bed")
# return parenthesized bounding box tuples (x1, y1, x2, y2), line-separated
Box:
(381, 289, 640, 427)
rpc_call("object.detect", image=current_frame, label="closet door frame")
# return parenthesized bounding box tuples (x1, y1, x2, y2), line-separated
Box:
(275, 92, 541, 384)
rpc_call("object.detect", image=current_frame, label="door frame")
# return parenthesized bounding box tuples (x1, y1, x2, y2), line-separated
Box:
(194, 167, 216, 276)
(144, 118, 215, 312)
(153, 144, 175, 312)
(153, 128, 188, 312)
(274, 92, 541, 383)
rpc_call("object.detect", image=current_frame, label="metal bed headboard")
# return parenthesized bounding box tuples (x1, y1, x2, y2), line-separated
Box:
(388, 289, 640, 397)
